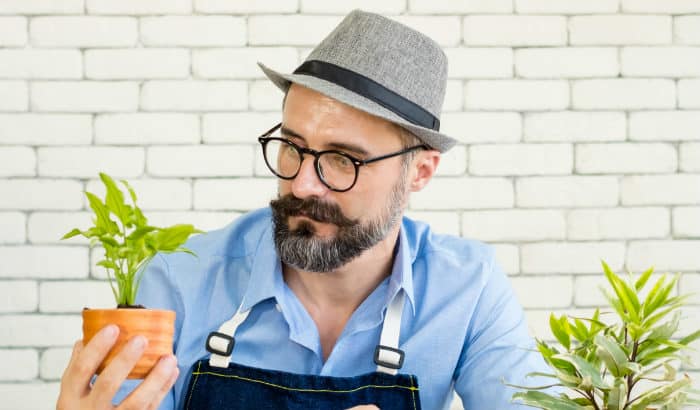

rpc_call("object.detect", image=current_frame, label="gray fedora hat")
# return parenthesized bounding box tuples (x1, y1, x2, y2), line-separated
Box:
(257, 9, 456, 152)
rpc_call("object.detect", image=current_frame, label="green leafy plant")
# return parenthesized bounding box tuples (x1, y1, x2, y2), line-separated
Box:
(61, 172, 202, 307)
(510, 261, 700, 410)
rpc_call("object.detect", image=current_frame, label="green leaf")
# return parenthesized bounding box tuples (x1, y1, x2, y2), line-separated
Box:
(550, 313, 571, 350)
(594, 333, 629, 377)
(512, 391, 594, 410)
(60, 228, 82, 240)
(627, 375, 691, 410)
(635, 266, 654, 291)
(607, 377, 627, 410)
(552, 353, 609, 390)
(150, 224, 200, 251)
(602, 260, 640, 324)
(85, 191, 119, 235)
(100, 172, 129, 228)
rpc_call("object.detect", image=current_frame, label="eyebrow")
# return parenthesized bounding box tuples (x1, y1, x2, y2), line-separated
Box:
(280, 125, 370, 157)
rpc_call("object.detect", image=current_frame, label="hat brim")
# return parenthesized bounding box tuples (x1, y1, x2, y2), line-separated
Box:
(258, 62, 457, 153)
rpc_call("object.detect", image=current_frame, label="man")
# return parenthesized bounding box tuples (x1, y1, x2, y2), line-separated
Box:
(57, 9, 550, 410)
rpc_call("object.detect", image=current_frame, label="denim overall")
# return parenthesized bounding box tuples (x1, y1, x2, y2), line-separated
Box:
(182, 290, 422, 409)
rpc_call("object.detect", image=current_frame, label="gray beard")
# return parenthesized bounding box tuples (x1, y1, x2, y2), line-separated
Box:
(271, 179, 406, 273)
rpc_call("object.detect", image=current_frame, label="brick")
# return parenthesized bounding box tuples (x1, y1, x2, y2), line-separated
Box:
(95, 114, 200, 145)
(0, 349, 38, 381)
(675, 16, 700, 45)
(629, 111, 700, 141)
(147, 145, 253, 177)
(194, 48, 297, 79)
(0, 81, 28, 111)
(40, 348, 72, 380)
(572, 79, 675, 110)
(141, 81, 247, 112)
(0, 50, 81, 79)
(0, 17, 26, 47)
(679, 79, 700, 108)
(194, 178, 278, 211)
(32, 81, 139, 113)
(0, 212, 25, 243)
(195, 0, 298, 13)
(463, 16, 566, 46)
(622, 0, 700, 13)
(0, 281, 37, 312)
(85, 49, 189, 80)
(673, 207, 700, 238)
(680, 274, 700, 305)
(680, 143, 700, 172)
(0, 383, 60, 410)
(570, 15, 671, 45)
(409, 0, 512, 13)
(678, 306, 700, 338)
(146, 211, 238, 233)
(0, 314, 80, 346)
(405, 211, 460, 236)
(250, 80, 283, 111)
(442, 80, 463, 112)
(410, 177, 513, 210)
(469, 143, 572, 176)
(37, 147, 144, 178)
(28, 212, 91, 245)
(440, 112, 521, 143)
(516, 176, 619, 208)
(435, 145, 467, 176)
(141, 16, 245, 47)
(576, 143, 677, 174)
(0, 246, 88, 278)
(510, 276, 573, 308)
(521, 242, 625, 274)
(0, 146, 35, 176)
(465, 80, 569, 110)
(621, 47, 700, 77)
(568, 207, 670, 240)
(85, 178, 192, 211)
(524, 111, 625, 142)
(622, 175, 700, 205)
(249, 15, 344, 46)
(515, 0, 618, 13)
(0, 114, 91, 146)
(0, 179, 83, 210)
(30, 17, 137, 48)
(462, 209, 566, 241)
(40, 280, 114, 312)
(0, 0, 82, 14)
(302, 0, 404, 13)
(392, 16, 461, 47)
(516, 48, 618, 78)
(87, 0, 191, 14)
(203, 113, 281, 145)
(445, 48, 512, 79)
(491, 243, 520, 276)
(628, 240, 700, 271)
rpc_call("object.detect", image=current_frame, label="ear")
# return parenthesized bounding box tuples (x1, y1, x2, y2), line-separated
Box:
(409, 150, 440, 192)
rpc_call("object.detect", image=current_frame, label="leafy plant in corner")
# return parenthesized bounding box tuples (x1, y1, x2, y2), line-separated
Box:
(62, 172, 202, 307)
(509, 261, 700, 410)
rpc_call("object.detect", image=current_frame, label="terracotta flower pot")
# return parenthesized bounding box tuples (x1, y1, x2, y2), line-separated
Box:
(82, 308, 176, 379)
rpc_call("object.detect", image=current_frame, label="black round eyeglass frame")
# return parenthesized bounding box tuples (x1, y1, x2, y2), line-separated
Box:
(257, 122, 428, 193)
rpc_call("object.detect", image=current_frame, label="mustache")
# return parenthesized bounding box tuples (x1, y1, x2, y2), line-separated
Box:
(270, 194, 357, 228)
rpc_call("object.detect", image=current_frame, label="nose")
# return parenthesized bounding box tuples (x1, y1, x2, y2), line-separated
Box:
(290, 154, 328, 198)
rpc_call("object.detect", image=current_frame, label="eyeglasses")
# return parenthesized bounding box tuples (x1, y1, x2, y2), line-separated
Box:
(258, 123, 427, 192)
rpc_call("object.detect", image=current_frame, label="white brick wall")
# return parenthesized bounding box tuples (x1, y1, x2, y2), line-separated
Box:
(1, 3, 699, 409)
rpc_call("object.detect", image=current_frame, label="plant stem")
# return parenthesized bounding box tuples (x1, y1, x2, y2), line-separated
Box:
(626, 341, 640, 404)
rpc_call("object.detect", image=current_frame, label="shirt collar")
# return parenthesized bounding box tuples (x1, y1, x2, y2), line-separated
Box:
(239, 215, 417, 315)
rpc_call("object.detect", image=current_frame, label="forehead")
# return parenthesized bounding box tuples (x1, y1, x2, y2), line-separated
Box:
(282, 84, 402, 150)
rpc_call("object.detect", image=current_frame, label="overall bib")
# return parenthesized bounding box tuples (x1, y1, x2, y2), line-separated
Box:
(182, 291, 422, 409)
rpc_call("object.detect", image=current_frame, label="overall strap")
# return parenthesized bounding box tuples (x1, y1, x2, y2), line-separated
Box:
(206, 301, 251, 368)
(374, 290, 406, 375)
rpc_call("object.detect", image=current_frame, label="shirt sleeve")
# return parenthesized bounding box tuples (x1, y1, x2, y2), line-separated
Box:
(110, 252, 184, 410)
(453, 248, 554, 409)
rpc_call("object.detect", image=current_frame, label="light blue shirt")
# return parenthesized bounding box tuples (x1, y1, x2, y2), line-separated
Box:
(115, 207, 550, 409)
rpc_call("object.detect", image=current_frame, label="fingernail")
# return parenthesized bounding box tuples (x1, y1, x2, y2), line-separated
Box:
(103, 324, 118, 338)
(160, 355, 176, 369)
(130, 335, 147, 349)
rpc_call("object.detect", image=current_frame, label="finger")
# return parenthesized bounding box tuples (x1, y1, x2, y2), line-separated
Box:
(91, 335, 148, 405)
(62, 324, 119, 398)
(60, 340, 83, 381)
(120, 355, 179, 410)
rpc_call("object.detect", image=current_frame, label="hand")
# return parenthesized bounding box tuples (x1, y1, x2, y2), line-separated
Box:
(56, 324, 179, 410)
(346, 406, 379, 409)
